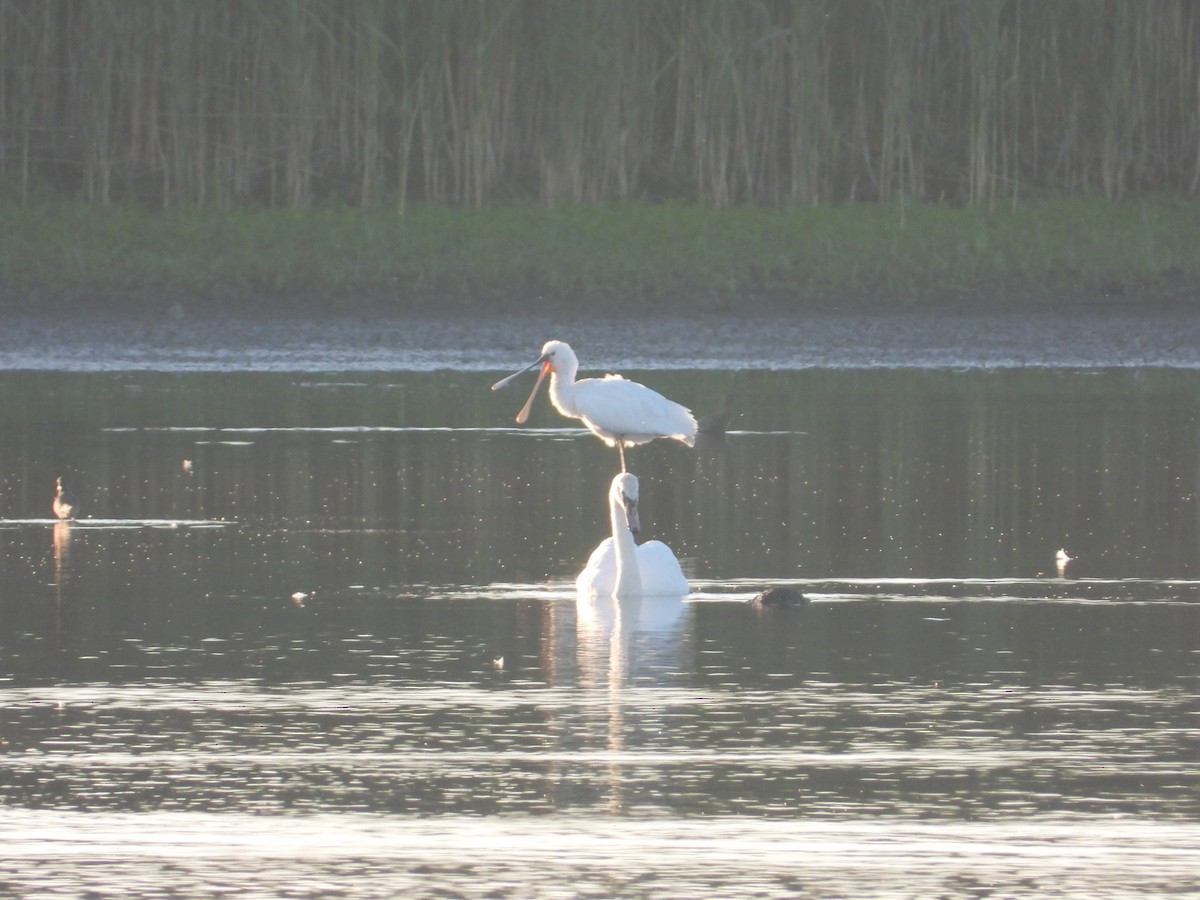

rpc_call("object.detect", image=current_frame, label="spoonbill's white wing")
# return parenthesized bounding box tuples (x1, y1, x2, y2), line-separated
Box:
(572, 376, 697, 447)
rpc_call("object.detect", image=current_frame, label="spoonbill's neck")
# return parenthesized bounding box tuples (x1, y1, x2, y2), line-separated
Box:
(548, 365, 580, 418)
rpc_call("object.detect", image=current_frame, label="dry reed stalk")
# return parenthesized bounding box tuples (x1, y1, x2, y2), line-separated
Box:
(0, 0, 1197, 208)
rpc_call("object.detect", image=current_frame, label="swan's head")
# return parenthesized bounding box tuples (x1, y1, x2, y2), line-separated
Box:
(611, 472, 641, 535)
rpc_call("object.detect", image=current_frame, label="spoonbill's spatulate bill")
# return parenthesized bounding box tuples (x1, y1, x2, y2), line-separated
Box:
(492, 340, 697, 471)
(576, 472, 689, 598)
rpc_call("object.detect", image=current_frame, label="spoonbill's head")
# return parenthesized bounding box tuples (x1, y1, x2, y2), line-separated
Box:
(611, 472, 641, 535)
(491, 340, 578, 425)
(537, 340, 575, 371)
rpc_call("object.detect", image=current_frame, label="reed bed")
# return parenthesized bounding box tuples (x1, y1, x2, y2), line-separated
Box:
(2, 0, 1198, 209)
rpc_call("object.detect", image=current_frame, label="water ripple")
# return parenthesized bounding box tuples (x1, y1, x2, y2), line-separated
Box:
(0, 810, 1196, 898)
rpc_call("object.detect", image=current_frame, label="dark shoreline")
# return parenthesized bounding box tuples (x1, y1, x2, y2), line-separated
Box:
(4, 273, 1198, 321)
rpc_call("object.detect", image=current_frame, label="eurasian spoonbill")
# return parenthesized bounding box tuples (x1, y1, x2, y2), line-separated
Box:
(492, 340, 696, 471)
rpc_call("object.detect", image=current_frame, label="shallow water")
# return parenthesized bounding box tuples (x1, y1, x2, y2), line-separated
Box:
(2, 362, 1199, 897)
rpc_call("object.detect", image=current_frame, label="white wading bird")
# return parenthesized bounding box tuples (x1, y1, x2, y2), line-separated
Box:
(576, 472, 689, 598)
(492, 340, 697, 471)
(1055, 548, 1073, 577)
(53, 477, 80, 520)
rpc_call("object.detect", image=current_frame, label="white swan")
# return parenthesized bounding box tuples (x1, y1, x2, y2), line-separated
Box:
(493, 340, 697, 471)
(576, 472, 689, 597)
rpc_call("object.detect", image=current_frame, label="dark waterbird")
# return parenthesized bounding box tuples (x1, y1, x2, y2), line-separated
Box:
(750, 586, 809, 609)
(696, 394, 736, 435)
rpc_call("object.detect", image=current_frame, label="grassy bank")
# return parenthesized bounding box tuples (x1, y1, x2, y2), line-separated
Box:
(2, 198, 1199, 313)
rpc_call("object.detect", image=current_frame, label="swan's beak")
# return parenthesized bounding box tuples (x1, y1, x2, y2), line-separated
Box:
(514, 359, 551, 425)
(622, 494, 641, 536)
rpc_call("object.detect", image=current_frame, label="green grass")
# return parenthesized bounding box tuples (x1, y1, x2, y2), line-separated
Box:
(2, 198, 1198, 312)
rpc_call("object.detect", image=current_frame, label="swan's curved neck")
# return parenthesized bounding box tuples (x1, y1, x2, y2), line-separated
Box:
(610, 490, 641, 596)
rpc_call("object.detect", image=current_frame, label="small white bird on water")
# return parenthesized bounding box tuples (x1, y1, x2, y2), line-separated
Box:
(1055, 548, 1073, 577)
(52, 477, 79, 520)
(492, 340, 697, 471)
(576, 472, 689, 598)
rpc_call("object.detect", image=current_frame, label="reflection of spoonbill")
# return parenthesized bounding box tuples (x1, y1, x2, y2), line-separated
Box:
(576, 472, 689, 597)
(492, 340, 697, 471)
(52, 477, 79, 520)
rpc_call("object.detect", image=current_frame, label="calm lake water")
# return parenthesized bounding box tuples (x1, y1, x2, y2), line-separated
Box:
(2, 346, 1199, 896)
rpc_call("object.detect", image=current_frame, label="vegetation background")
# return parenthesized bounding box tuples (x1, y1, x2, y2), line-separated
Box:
(2, 0, 1198, 311)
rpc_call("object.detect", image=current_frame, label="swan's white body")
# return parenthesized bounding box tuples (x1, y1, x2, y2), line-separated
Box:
(576, 473, 689, 597)
(494, 340, 696, 470)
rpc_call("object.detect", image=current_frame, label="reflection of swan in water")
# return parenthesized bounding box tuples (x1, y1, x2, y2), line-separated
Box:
(53, 477, 80, 520)
(53, 520, 73, 579)
(576, 588, 688, 815)
(576, 592, 687, 638)
(576, 473, 689, 597)
(52, 520, 74, 643)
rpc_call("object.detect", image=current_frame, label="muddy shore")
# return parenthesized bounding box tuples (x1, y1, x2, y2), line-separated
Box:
(2, 301, 1198, 371)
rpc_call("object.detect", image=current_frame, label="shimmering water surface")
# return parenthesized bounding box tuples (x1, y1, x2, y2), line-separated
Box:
(2, 362, 1199, 898)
